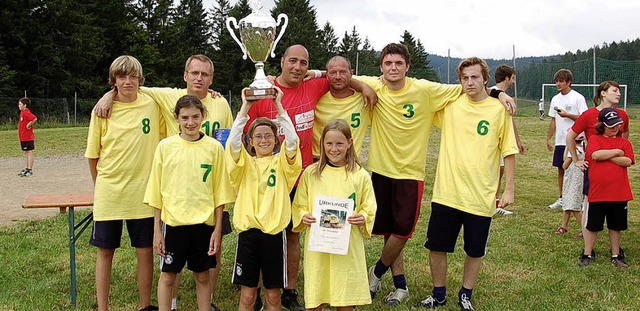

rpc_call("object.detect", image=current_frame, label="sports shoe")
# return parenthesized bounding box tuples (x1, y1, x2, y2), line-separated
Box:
(281, 289, 304, 311)
(385, 287, 409, 307)
(496, 208, 513, 216)
(138, 306, 158, 311)
(548, 198, 562, 209)
(211, 303, 222, 311)
(21, 169, 33, 177)
(412, 295, 447, 309)
(611, 255, 628, 268)
(368, 266, 382, 298)
(17, 168, 27, 176)
(579, 254, 594, 267)
(458, 293, 475, 311)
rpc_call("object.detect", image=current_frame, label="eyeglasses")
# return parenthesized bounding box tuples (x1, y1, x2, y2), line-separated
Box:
(252, 134, 275, 141)
(187, 71, 211, 78)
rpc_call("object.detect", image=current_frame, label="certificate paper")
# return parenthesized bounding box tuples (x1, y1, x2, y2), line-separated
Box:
(307, 195, 353, 255)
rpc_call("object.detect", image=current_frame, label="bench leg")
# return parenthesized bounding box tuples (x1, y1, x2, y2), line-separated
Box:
(68, 207, 77, 307)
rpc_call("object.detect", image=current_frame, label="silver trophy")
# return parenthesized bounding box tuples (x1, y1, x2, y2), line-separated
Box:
(226, 0, 288, 100)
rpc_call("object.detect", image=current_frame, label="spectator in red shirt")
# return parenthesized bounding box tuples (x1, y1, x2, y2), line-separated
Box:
(17, 97, 37, 177)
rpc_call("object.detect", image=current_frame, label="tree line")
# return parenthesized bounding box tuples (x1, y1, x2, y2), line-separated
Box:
(0, 0, 438, 102)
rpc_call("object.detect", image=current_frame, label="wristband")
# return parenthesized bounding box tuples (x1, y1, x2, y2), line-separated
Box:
(313, 70, 322, 78)
(489, 88, 504, 98)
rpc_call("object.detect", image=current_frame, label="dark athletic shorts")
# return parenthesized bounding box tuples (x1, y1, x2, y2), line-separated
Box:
(20, 140, 35, 151)
(371, 173, 424, 238)
(159, 223, 217, 273)
(552, 145, 566, 168)
(90, 217, 154, 249)
(286, 186, 298, 232)
(221, 211, 233, 236)
(424, 202, 492, 258)
(233, 228, 286, 289)
(585, 201, 628, 232)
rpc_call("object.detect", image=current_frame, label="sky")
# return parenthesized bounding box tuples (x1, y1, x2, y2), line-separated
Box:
(212, 0, 640, 60)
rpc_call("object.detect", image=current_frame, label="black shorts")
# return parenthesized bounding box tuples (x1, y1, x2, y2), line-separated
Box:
(286, 186, 298, 232)
(159, 223, 217, 273)
(424, 202, 492, 258)
(582, 169, 589, 196)
(585, 201, 628, 232)
(90, 217, 154, 249)
(552, 146, 566, 168)
(221, 211, 233, 236)
(233, 228, 286, 289)
(371, 173, 423, 238)
(20, 140, 35, 151)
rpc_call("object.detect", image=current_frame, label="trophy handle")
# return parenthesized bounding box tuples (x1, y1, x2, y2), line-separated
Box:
(270, 13, 289, 58)
(226, 17, 248, 60)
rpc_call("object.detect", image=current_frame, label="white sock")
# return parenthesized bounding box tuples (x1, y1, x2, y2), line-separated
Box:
(171, 298, 177, 310)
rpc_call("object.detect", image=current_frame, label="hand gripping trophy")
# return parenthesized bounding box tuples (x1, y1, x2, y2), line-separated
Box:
(226, 0, 288, 100)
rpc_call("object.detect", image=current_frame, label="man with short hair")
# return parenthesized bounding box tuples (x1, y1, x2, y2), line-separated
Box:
(546, 69, 588, 209)
(245, 44, 375, 311)
(491, 64, 524, 216)
(358, 44, 515, 308)
(416, 56, 518, 311)
(313, 55, 371, 159)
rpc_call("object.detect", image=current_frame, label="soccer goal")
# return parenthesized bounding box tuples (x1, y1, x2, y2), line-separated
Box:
(541, 83, 628, 110)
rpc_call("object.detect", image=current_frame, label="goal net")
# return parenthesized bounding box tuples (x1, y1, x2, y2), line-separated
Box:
(541, 83, 628, 110)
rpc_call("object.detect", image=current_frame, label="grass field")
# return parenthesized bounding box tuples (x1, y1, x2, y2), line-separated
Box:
(1, 101, 639, 310)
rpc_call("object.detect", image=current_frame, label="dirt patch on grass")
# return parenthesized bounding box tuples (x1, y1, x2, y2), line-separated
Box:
(0, 155, 93, 227)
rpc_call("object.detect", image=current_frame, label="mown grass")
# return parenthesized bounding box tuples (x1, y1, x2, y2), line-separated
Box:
(1, 103, 639, 310)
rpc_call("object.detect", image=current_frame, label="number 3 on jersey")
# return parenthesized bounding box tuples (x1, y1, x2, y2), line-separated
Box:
(402, 104, 415, 118)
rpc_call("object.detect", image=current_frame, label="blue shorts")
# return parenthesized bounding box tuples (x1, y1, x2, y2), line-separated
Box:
(90, 217, 154, 249)
(552, 146, 566, 168)
(424, 202, 492, 258)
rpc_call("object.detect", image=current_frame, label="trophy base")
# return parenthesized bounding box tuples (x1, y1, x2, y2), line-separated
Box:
(244, 88, 276, 101)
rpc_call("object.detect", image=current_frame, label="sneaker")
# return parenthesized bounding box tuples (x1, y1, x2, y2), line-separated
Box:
(385, 287, 409, 307)
(253, 295, 263, 311)
(22, 170, 33, 177)
(611, 255, 628, 268)
(281, 289, 304, 311)
(458, 293, 475, 311)
(138, 306, 159, 311)
(496, 208, 513, 216)
(211, 303, 222, 311)
(17, 168, 27, 176)
(368, 266, 382, 298)
(412, 296, 447, 309)
(579, 254, 594, 267)
(548, 198, 562, 209)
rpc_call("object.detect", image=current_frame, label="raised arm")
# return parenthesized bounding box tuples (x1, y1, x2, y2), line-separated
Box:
(273, 85, 299, 159)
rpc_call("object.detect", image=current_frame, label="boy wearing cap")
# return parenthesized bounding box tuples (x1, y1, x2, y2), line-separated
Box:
(579, 107, 634, 268)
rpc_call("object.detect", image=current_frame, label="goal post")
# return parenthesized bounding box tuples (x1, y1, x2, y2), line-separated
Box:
(541, 84, 628, 110)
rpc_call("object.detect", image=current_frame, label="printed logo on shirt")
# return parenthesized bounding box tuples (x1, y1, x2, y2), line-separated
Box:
(295, 110, 314, 132)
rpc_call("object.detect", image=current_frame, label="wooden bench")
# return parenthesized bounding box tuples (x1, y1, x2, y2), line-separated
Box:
(22, 193, 94, 307)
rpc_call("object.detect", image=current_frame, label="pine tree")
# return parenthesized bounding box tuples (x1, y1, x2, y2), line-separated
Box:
(317, 21, 339, 67)
(338, 26, 362, 66)
(400, 30, 439, 81)
(270, 0, 322, 68)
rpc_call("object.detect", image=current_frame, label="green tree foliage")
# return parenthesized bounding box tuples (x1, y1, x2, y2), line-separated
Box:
(338, 26, 362, 67)
(400, 30, 439, 81)
(317, 21, 339, 68)
(357, 37, 379, 76)
(270, 0, 322, 68)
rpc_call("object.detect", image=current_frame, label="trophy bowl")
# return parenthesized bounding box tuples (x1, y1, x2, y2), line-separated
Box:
(226, 1, 288, 100)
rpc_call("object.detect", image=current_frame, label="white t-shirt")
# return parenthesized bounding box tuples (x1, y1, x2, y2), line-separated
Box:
(548, 89, 588, 146)
(538, 100, 544, 111)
